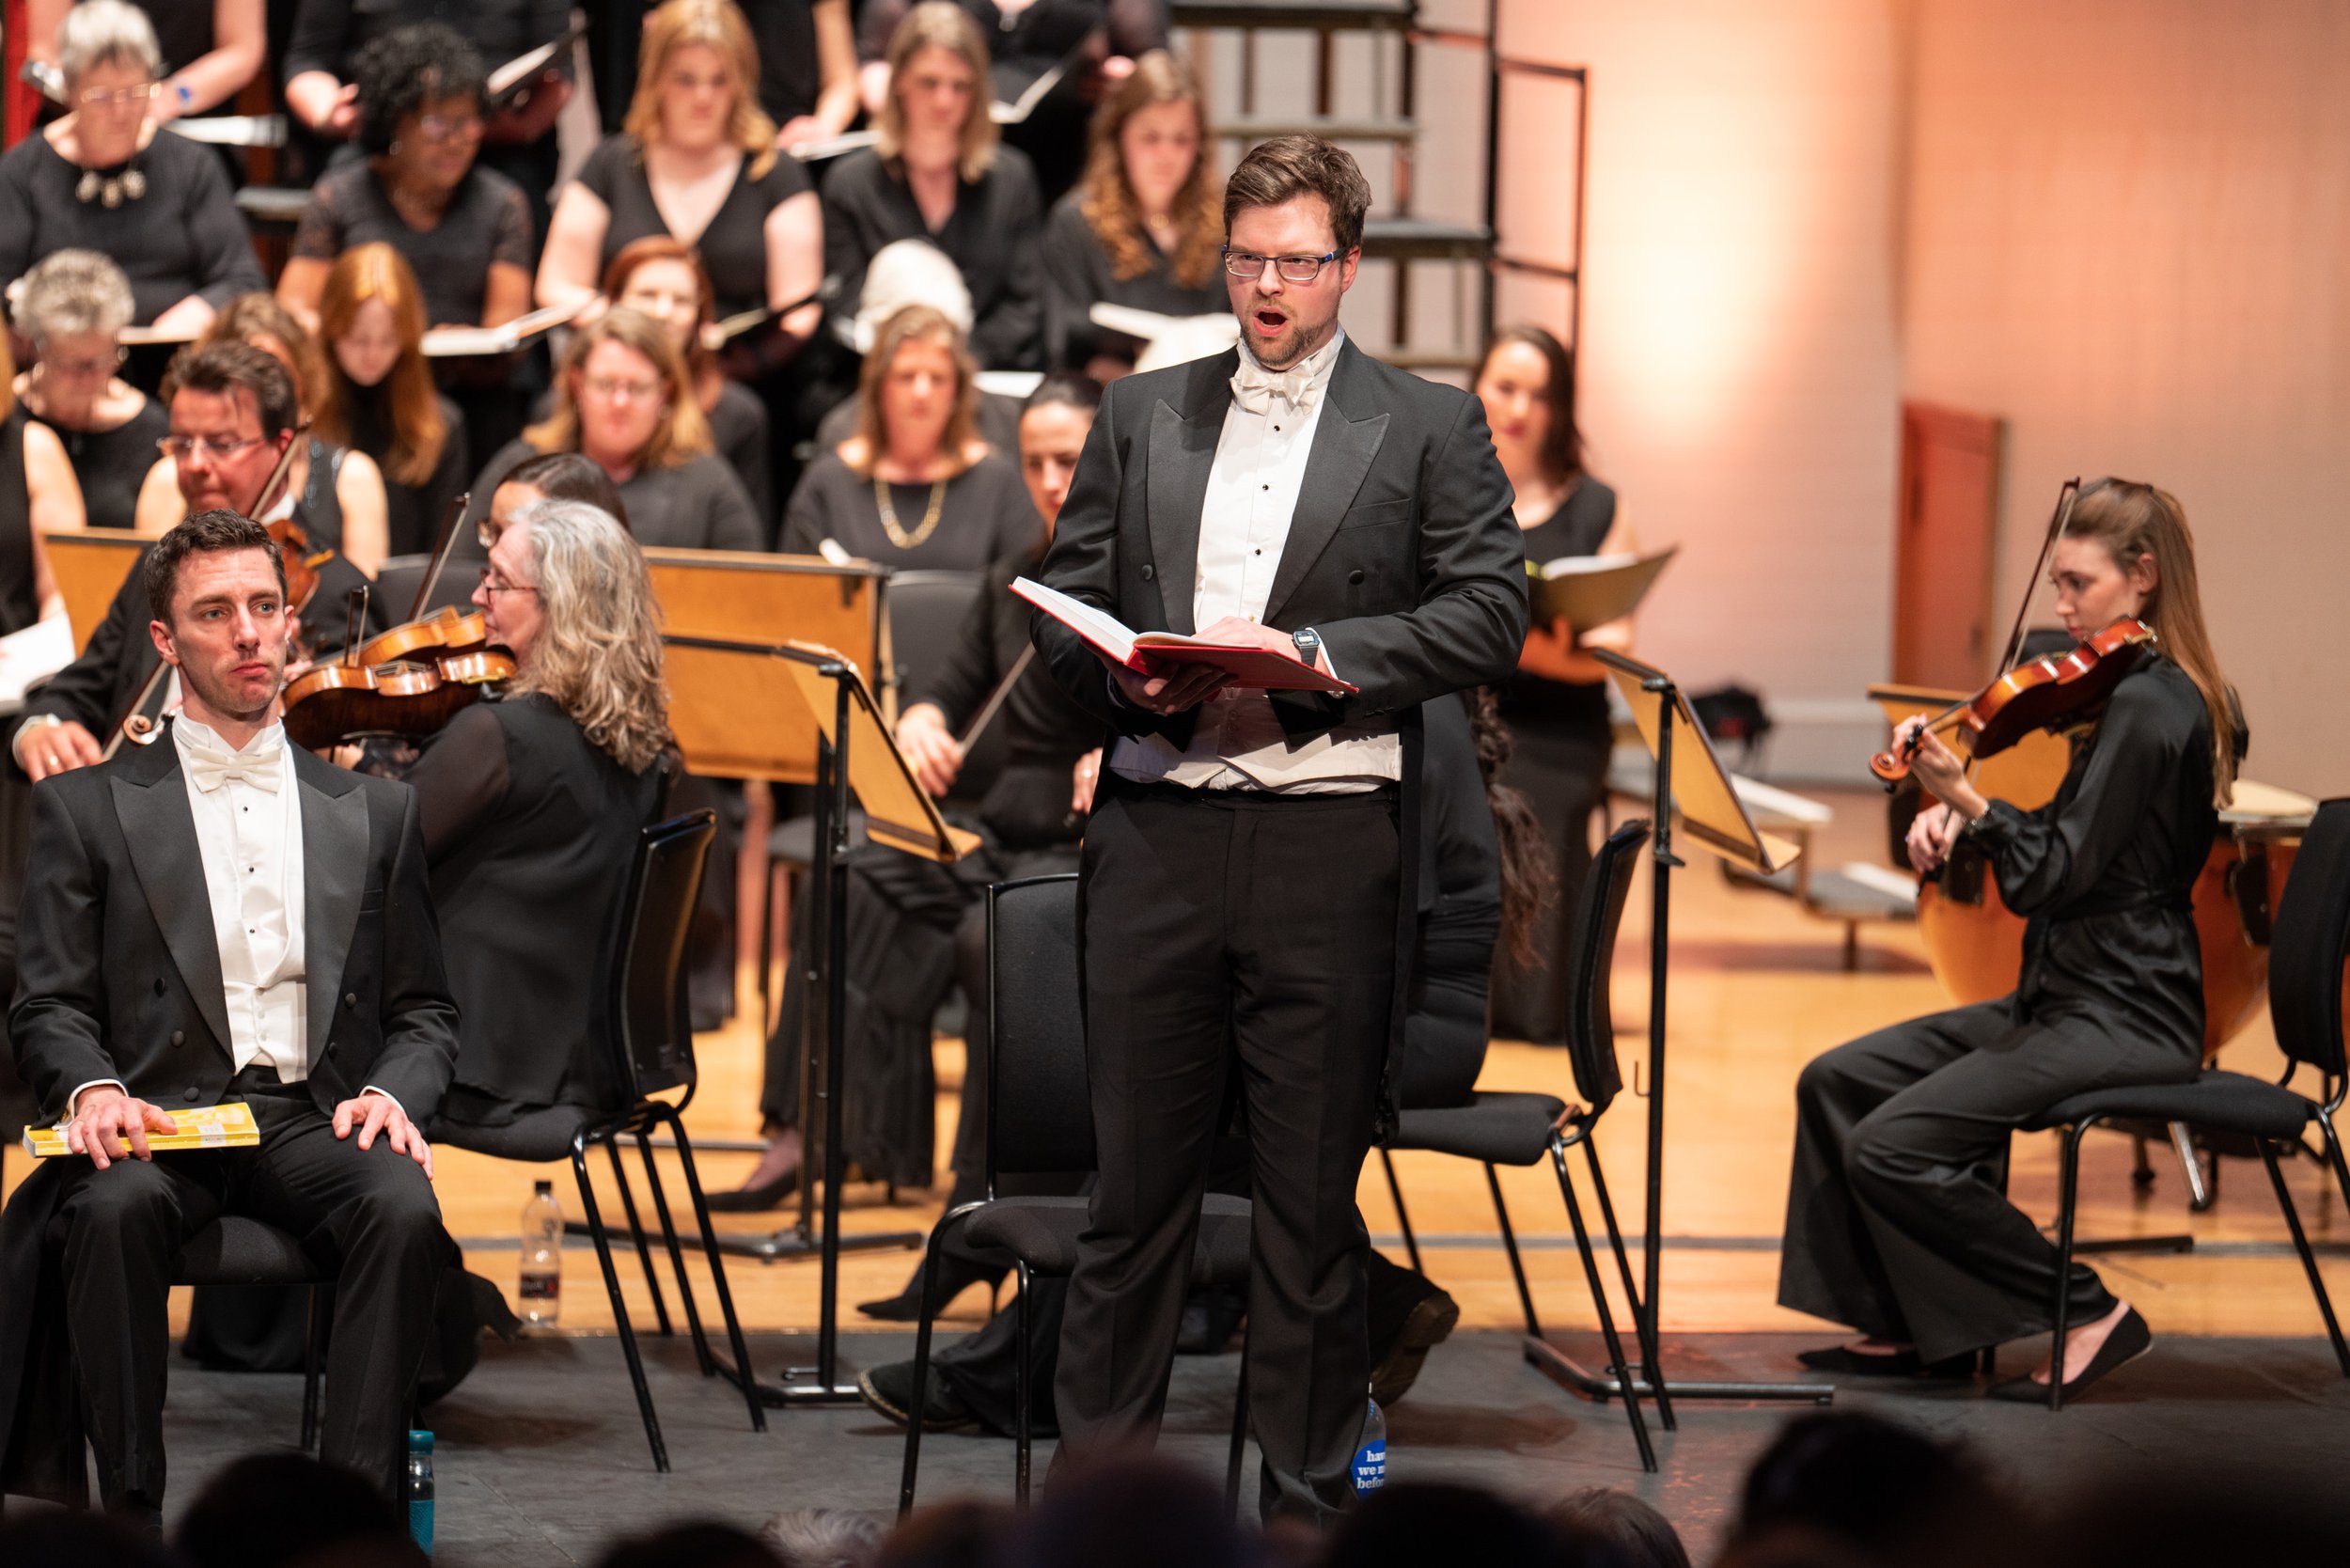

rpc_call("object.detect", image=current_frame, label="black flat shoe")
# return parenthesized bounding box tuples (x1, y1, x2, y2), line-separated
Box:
(858, 1360, 978, 1432)
(701, 1167, 800, 1213)
(1988, 1308, 2152, 1403)
(1796, 1345, 1975, 1378)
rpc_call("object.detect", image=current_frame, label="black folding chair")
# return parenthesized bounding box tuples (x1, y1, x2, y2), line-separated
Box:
(173, 1218, 331, 1453)
(1376, 819, 1670, 1469)
(2022, 796, 2350, 1409)
(898, 874, 1254, 1517)
(435, 809, 766, 1468)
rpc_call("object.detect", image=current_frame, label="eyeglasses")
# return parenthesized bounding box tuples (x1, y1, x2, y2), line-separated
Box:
(580, 374, 665, 404)
(1221, 247, 1344, 284)
(76, 83, 158, 110)
(40, 346, 127, 379)
(414, 112, 483, 143)
(478, 569, 539, 599)
(159, 433, 268, 463)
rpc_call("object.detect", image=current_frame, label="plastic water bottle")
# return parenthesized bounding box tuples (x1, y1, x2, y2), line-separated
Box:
(1351, 1388, 1387, 1497)
(405, 1429, 434, 1555)
(519, 1181, 562, 1327)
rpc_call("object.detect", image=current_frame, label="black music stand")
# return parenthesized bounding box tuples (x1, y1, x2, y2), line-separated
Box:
(666, 635, 976, 1403)
(1584, 650, 1831, 1407)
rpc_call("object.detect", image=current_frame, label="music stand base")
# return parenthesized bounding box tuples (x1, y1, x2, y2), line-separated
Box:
(2076, 1234, 2193, 1256)
(1524, 1336, 1834, 1406)
(713, 1228, 926, 1262)
(773, 1381, 865, 1405)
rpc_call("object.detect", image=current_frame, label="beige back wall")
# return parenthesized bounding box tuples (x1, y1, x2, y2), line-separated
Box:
(1901, 0, 2350, 795)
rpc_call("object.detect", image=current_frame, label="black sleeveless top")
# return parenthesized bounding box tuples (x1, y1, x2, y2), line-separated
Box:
(0, 409, 44, 635)
(296, 435, 348, 554)
(32, 396, 169, 530)
(1496, 475, 1617, 737)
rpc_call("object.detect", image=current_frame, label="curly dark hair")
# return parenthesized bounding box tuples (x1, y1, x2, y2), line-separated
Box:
(353, 23, 488, 158)
(1466, 686, 1556, 968)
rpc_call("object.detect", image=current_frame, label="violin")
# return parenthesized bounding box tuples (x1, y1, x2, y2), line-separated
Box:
(281, 492, 516, 749)
(1868, 617, 2158, 784)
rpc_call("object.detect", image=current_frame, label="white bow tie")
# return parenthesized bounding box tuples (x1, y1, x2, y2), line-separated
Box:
(1230, 355, 1323, 415)
(185, 738, 283, 793)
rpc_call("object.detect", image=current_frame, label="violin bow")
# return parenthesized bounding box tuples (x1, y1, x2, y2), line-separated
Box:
(955, 645, 1034, 751)
(408, 490, 475, 622)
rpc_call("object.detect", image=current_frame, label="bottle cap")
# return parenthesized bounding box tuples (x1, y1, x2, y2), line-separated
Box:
(534, 1180, 553, 1195)
(408, 1430, 434, 1451)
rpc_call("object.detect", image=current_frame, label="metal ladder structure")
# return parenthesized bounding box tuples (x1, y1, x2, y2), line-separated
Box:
(1172, 0, 1587, 380)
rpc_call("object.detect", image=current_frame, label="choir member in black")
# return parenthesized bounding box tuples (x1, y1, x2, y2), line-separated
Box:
(11, 250, 166, 531)
(283, 0, 572, 232)
(823, 4, 1044, 370)
(853, 685, 1544, 1431)
(854, 0, 1170, 208)
(753, 0, 859, 149)
(11, 344, 362, 789)
(538, 0, 823, 343)
(1475, 325, 1637, 1044)
(25, 0, 265, 124)
(809, 243, 1026, 460)
(0, 512, 457, 1523)
(315, 245, 471, 559)
(459, 309, 764, 554)
(588, 238, 772, 524)
(1041, 50, 1225, 376)
(1779, 478, 2244, 1402)
(482, 451, 633, 547)
(401, 499, 674, 1129)
(280, 25, 536, 463)
(0, 3, 264, 343)
(780, 305, 1038, 571)
(713, 375, 1099, 1213)
(137, 296, 392, 577)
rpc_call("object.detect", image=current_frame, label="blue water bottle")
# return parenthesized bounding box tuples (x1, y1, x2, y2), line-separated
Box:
(1351, 1388, 1387, 1497)
(406, 1429, 435, 1555)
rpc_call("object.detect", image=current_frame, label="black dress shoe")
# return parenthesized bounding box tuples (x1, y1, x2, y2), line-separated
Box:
(1796, 1344, 1974, 1378)
(858, 1359, 978, 1432)
(702, 1168, 800, 1213)
(1371, 1284, 1461, 1407)
(1988, 1308, 2152, 1403)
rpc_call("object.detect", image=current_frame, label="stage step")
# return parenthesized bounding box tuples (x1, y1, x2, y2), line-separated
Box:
(1362, 217, 1495, 260)
(1171, 0, 1414, 31)
(234, 185, 309, 230)
(1214, 116, 1418, 144)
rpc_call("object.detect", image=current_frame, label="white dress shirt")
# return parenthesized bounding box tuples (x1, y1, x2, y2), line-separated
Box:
(1106, 328, 1404, 793)
(175, 713, 310, 1081)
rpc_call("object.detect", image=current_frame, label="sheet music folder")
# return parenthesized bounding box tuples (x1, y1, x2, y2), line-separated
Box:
(664, 635, 977, 865)
(1595, 650, 1800, 876)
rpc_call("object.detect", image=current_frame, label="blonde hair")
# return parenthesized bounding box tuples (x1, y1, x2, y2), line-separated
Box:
(875, 3, 997, 183)
(526, 308, 713, 469)
(1079, 52, 1221, 290)
(506, 499, 673, 774)
(316, 244, 447, 487)
(624, 0, 779, 180)
(2064, 478, 2240, 808)
(849, 305, 980, 478)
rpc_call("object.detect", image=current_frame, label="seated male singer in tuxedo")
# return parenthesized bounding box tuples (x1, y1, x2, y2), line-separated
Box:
(1032, 134, 1527, 1523)
(0, 511, 459, 1528)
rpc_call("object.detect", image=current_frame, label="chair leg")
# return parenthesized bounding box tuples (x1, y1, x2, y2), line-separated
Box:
(1549, 1140, 1654, 1471)
(576, 1138, 668, 1471)
(299, 1284, 326, 1454)
(661, 1107, 768, 1432)
(637, 1128, 716, 1377)
(2260, 1139, 2350, 1375)
(1483, 1164, 1543, 1339)
(2320, 1108, 2350, 1220)
(1226, 1326, 1250, 1518)
(605, 1137, 673, 1337)
(1378, 1148, 1422, 1275)
(2047, 1120, 2092, 1413)
(899, 1207, 979, 1520)
(1013, 1262, 1035, 1508)
(1581, 1137, 1673, 1432)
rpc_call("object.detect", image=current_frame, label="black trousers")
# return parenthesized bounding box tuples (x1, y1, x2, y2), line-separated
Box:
(1054, 779, 1401, 1526)
(1778, 998, 2199, 1362)
(48, 1084, 449, 1508)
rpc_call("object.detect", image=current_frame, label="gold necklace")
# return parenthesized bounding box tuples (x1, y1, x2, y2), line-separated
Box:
(873, 470, 948, 551)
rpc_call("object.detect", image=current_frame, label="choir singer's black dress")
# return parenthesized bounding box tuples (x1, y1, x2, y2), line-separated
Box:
(1778, 654, 2227, 1362)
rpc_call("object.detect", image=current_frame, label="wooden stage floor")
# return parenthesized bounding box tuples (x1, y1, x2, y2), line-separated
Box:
(11, 788, 2342, 1349)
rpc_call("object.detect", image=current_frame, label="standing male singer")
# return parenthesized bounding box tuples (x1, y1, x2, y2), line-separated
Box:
(1032, 136, 1526, 1521)
(0, 512, 458, 1525)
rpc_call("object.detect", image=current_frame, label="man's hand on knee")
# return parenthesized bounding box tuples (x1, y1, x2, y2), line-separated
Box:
(334, 1091, 433, 1178)
(64, 1087, 179, 1169)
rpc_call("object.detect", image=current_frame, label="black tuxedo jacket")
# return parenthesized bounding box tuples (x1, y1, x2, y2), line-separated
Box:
(1032, 338, 1528, 745)
(9, 728, 460, 1123)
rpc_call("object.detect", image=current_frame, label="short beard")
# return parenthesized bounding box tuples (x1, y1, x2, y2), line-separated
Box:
(1240, 314, 1335, 373)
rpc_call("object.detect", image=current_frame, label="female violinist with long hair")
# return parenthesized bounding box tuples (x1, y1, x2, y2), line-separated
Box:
(1778, 478, 2241, 1403)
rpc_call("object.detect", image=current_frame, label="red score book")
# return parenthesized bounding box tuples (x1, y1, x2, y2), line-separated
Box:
(1012, 577, 1356, 695)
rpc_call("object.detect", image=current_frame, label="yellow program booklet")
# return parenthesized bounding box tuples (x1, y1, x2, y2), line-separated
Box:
(22, 1099, 260, 1158)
